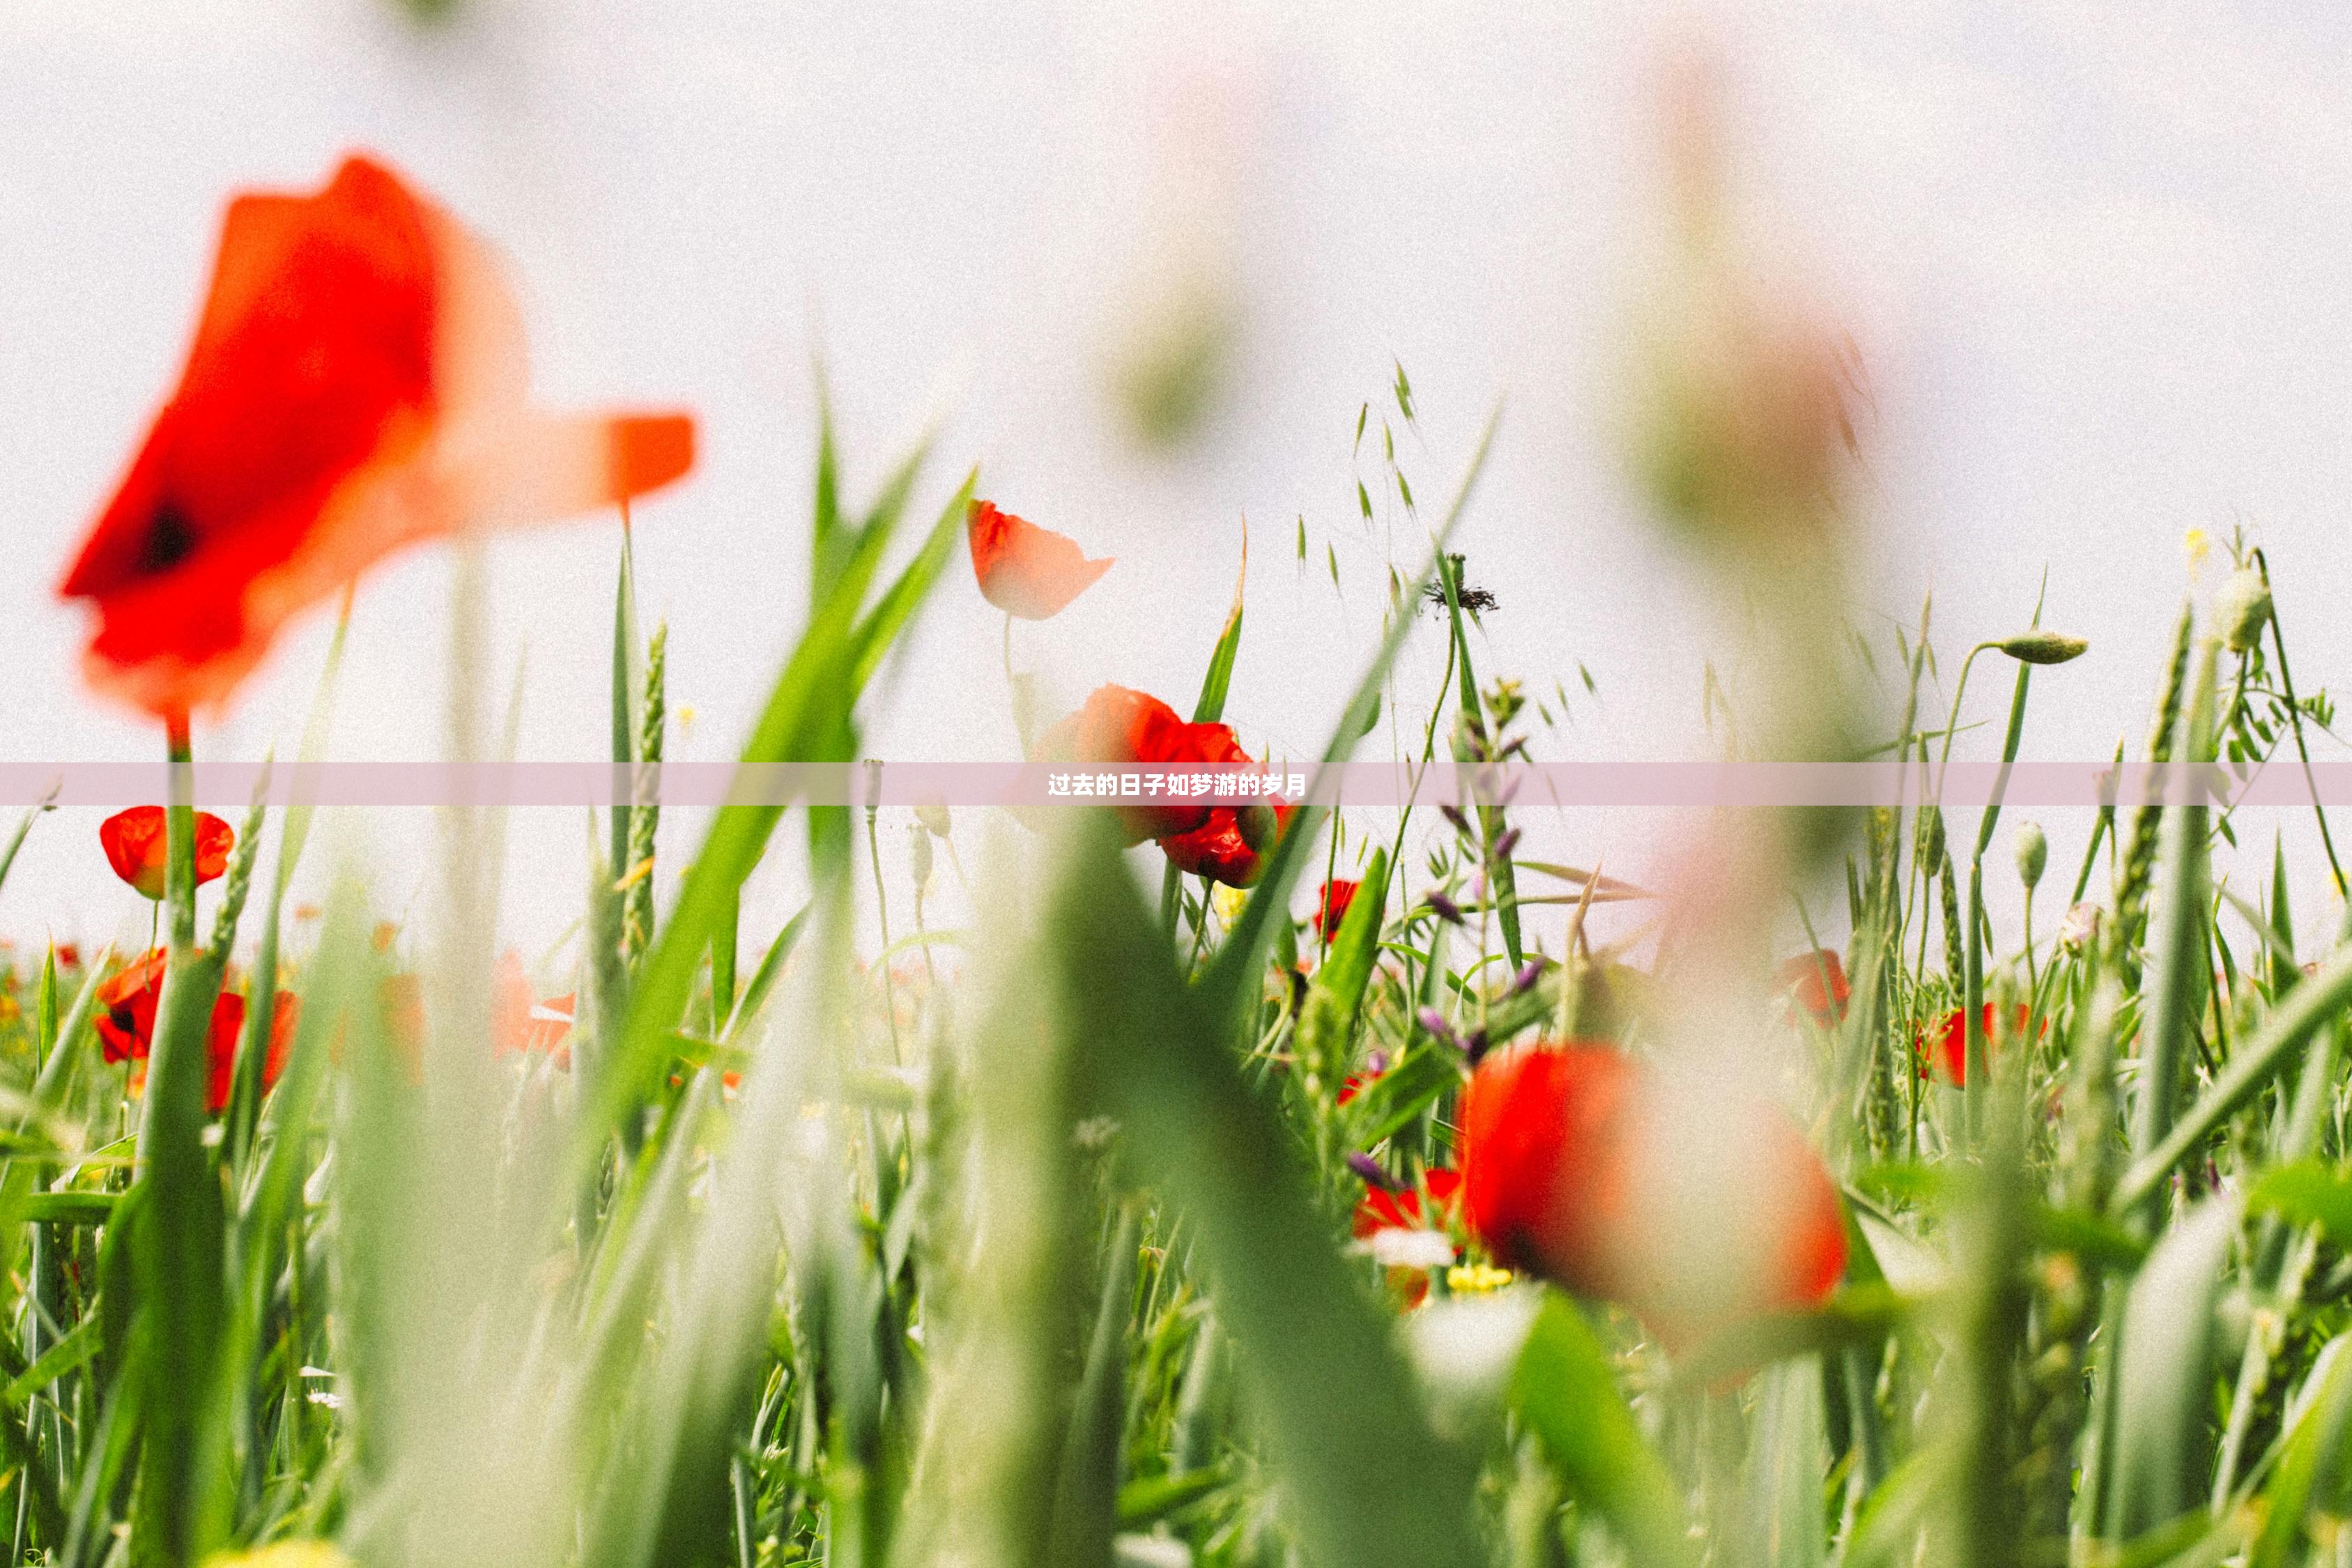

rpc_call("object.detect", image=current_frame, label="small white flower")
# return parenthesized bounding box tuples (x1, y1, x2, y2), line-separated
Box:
(1367, 1227, 1456, 1271)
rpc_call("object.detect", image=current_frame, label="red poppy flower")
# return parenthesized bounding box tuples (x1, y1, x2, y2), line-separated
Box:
(1314, 879, 1360, 940)
(1916, 1002, 2038, 1087)
(54, 944, 82, 970)
(1777, 951, 1850, 1026)
(100, 806, 235, 900)
(494, 950, 574, 1067)
(1035, 684, 1224, 842)
(95, 949, 295, 1114)
(1457, 1043, 1847, 1346)
(1351, 1168, 1462, 1239)
(1157, 727, 1293, 889)
(967, 500, 1112, 620)
(95, 949, 171, 1063)
(60, 154, 696, 718)
(204, 990, 299, 1115)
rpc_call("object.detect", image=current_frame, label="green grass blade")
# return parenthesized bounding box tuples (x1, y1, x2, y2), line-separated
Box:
(2107, 1194, 2241, 1540)
(1202, 404, 1500, 1022)
(1512, 1292, 1695, 1568)
(1043, 811, 1479, 1567)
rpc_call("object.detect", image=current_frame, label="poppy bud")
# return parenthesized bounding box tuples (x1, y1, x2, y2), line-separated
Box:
(1994, 631, 2089, 666)
(908, 823, 934, 893)
(1235, 801, 1278, 852)
(2013, 821, 2047, 893)
(2215, 567, 2273, 654)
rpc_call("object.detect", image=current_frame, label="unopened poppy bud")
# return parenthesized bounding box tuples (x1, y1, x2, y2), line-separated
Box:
(1994, 631, 2089, 666)
(2013, 821, 2047, 893)
(1425, 891, 1465, 925)
(1235, 801, 1278, 852)
(2215, 567, 2273, 653)
(1346, 1151, 1401, 1192)
(908, 823, 934, 892)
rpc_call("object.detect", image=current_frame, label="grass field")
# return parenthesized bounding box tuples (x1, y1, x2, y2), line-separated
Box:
(12, 147, 2352, 1568)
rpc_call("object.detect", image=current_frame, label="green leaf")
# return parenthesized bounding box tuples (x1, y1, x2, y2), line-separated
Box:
(2248, 1160, 2352, 1245)
(2250, 1334, 2352, 1568)
(2107, 1194, 2241, 1539)
(590, 456, 972, 1164)
(1512, 1292, 1694, 1568)
(1192, 534, 1247, 725)
(1041, 811, 1479, 1568)
(2114, 941, 2352, 1215)
(1296, 847, 1391, 1096)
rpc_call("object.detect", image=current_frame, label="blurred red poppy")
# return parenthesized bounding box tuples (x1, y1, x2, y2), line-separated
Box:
(967, 500, 1112, 620)
(1457, 1042, 1847, 1346)
(95, 948, 295, 1114)
(1035, 684, 1220, 842)
(59, 154, 695, 718)
(100, 806, 235, 901)
(205, 990, 299, 1115)
(1916, 1002, 2038, 1087)
(1777, 951, 1849, 1026)
(1314, 879, 1360, 940)
(1351, 1169, 1462, 1239)
(494, 950, 574, 1067)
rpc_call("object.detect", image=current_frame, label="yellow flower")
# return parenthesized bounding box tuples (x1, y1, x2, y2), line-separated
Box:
(203, 1545, 354, 1568)
(2182, 528, 2212, 578)
(1446, 1262, 1516, 1296)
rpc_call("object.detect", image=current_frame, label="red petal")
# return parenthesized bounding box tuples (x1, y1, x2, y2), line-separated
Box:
(967, 500, 1112, 620)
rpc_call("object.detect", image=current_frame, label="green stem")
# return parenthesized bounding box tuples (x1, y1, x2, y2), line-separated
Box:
(2254, 547, 2346, 898)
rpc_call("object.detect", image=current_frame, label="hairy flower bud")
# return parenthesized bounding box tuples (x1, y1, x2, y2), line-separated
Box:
(1996, 631, 2089, 666)
(2014, 821, 2047, 893)
(2215, 567, 2273, 654)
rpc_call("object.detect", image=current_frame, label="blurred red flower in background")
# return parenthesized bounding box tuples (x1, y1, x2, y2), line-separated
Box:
(100, 806, 234, 900)
(1778, 950, 1849, 1025)
(1351, 1168, 1462, 1240)
(494, 950, 574, 1068)
(59, 154, 695, 717)
(967, 500, 1113, 619)
(1457, 1042, 1847, 1346)
(1917, 1002, 2038, 1087)
(1314, 879, 1360, 939)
